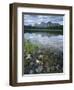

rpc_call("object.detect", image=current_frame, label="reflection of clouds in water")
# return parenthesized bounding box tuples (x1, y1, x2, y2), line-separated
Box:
(24, 33, 63, 51)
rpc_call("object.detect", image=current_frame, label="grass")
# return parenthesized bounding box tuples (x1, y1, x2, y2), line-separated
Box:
(24, 40, 39, 54)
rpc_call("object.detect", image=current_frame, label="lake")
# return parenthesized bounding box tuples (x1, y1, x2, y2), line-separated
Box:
(24, 32, 63, 74)
(24, 32, 63, 52)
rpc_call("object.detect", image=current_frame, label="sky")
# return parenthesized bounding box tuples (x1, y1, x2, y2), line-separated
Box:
(24, 14, 64, 26)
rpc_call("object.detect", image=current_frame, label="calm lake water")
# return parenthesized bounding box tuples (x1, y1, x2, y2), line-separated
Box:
(24, 32, 63, 74)
(24, 33, 63, 51)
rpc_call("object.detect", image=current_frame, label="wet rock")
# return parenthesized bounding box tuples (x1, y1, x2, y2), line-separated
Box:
(50, 66, 55, 71)
(29, 70, 33, 74)
(35, 65, 43, 73)
(47, 67, 51, 72)
(36, 59, 40, 64)
(38, 55, 43, 59)
(30, 62, 34, 65)
(26, 54, 31, 59)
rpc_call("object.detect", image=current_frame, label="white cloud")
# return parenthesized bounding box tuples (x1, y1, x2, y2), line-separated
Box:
(24, 14, 63, 25)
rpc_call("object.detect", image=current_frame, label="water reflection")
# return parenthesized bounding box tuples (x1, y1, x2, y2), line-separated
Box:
(24, 33, 63, 51)
(24, 32, 63, 74)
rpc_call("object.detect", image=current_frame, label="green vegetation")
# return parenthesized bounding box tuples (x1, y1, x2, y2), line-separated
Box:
(24, 40, 39, 54)
(24, 25, 63, 30)
(24, 26, 63, 34)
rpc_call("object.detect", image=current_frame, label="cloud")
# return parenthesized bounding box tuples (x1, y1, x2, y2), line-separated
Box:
(24, 14, 63, 25)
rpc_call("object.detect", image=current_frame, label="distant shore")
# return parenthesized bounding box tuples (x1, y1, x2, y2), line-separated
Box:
(24, 25, 63, 34)
(24, 29, 63, 34)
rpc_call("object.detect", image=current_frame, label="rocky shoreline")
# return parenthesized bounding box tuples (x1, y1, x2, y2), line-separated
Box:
(24, 47, 63, 74)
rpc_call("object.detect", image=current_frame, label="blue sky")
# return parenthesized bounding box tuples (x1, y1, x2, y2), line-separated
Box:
(24, 14, 63, 26)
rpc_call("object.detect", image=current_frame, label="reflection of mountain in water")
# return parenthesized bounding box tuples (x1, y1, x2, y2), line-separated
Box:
(24, 33, 63, 51)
